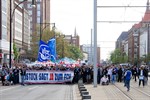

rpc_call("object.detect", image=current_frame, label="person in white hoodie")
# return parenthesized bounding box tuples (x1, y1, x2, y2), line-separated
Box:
(107, 66, 112, 83)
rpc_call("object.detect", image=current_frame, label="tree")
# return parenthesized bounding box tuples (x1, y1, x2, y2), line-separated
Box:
(30, 30, 39, 59)
(68, 45, 83, 60)
(109, 48, 128, 64)
(30, 26, 83, 61)
(13, 43, 19, 62)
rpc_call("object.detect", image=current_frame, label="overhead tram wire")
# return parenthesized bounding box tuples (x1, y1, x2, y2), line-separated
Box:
(97, 21, 140, 23)
(97, 21, 150, 23)
(97, 5, 149, 23)
(97, 5, 148, 8)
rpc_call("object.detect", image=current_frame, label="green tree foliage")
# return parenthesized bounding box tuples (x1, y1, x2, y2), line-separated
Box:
(68, 45, 83, 60)
(140, 53, 150, 64)
(110, 48, 128, 64)
(30, 30, 39, 59)
(13, 43, 19, 62)
(30, 26, 83, 60)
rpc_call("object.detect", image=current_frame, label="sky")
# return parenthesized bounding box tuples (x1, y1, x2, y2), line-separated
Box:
(51, 0, 148, 60)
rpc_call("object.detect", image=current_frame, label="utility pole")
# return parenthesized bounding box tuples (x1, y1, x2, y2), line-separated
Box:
(90, 29, 93, 65)
(93, 0, 97, 87)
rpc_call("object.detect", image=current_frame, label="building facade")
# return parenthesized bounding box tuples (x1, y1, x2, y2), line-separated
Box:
(0, 0, 9, 64)
(80, 44, 101, 64)
(116, 0, 150, 65)
(0, 0, 31, 64)
(64, 28, 80, 48)
(19, 0, 51, 34)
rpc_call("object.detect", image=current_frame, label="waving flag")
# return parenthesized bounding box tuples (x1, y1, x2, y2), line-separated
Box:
(48, 38, 56, 62)
(38, 40, 51, 62)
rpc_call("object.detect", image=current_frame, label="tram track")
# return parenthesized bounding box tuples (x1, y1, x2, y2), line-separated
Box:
(131, 86, 150, 97)
(114, 83, 150, 100)
(113, 84, 133, 100)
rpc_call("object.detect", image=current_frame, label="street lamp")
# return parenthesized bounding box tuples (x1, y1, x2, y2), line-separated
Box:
(93, 0, 97, 87)
(9, 0, 36, 68)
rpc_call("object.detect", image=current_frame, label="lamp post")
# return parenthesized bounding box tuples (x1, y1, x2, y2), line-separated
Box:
(9, 0, 35, 68)
(93, 0, 97, 87)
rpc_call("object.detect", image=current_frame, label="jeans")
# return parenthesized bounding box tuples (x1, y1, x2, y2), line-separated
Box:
(125, 80, 130, 91)
(21, 75, 25, 85)
(112, 75, 116, 84)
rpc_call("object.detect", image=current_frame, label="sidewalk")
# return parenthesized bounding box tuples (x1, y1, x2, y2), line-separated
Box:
(78, 79, 150, 100)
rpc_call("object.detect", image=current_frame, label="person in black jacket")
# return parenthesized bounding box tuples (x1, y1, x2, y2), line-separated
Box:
(20, 67, 26, 86)
(138, 65, 147, 87)
(13, 67, 19, 84)
(118, 66, 123, 82)
(132, 66, 138, 82)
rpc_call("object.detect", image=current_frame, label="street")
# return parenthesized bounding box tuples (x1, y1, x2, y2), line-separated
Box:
(0, 84, 75, 100)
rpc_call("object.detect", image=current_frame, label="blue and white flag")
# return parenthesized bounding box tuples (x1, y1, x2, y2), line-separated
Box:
(38, 40, 51, 62)
(48, 38, 56, 62)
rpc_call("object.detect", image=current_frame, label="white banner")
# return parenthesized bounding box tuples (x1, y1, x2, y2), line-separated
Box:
(23, 71, 74, 84)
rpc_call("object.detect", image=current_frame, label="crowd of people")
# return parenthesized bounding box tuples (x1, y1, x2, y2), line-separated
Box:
(73, 64, 149, 91)
(0, 63, 75, 86)
(0, 62, 149, 91)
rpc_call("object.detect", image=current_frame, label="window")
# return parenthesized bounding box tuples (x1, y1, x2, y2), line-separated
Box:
(2, 12, 7, 26)
(134, 43, 137, 47)
(15, 22, 22, 30)
(2, 0, 7, 12)
(134, 37, 138, 42)
(15, 11, 22, 21)
(28, 4, 32, 8)
(30, 17, 32, 22)
(2, 27, 7, 40)
(28, 11, 32, 15)
(37, 4, 40, 10)
(37, 17, 40, 23)
(37, 10, 40, 16)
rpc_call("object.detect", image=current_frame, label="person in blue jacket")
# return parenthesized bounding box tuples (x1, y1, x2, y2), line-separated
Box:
(124, 68, 132, 91)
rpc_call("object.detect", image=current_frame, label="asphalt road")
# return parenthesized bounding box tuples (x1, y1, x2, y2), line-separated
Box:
(0, 84, 75, 100)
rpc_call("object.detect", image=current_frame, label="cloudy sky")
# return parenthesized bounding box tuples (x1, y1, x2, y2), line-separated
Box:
(51, 0, 147, 60)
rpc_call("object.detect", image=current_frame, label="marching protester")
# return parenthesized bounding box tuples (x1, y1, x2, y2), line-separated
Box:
(132, 66, 138, 82)
(111, 66, 117, 84)
(13, 67, 19, 84)
(0, 66, 7, 85)
(85, 66, 91, 83)
(124, 67, 132, 91)
(97, 67, 103, 84)
(107, 66, 112, 83)
(117, 65, 123, 82)
(138, 65, 147, 87)
(20, 67, 26, 86)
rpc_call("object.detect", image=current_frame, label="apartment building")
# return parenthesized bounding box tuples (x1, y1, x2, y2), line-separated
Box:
(0, 0, 31, 64)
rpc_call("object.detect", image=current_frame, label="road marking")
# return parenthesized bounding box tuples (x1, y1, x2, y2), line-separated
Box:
(28, 86, 39, 90)
(114, 85, 132, 100)
(0, 86, 20, 92)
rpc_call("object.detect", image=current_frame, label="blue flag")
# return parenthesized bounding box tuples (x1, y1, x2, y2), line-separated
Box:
(48, 38, 56, 62)
(38, 40, 51, 62)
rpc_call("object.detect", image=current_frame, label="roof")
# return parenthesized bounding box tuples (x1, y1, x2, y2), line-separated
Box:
(117, 31, 128, 41)
(132, 22, 142, 29)
(142, 10, 150, 22)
